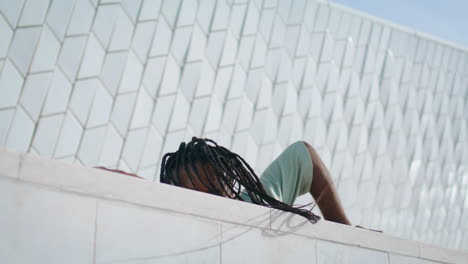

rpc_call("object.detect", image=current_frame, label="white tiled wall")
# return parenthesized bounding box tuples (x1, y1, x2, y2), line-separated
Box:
(0, 0, 467, 251)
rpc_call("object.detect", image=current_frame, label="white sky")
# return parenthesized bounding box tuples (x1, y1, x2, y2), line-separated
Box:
(329, 0, 468, 48)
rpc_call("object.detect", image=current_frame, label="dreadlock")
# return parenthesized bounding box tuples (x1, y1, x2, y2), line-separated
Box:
(160, 137, 320, 223)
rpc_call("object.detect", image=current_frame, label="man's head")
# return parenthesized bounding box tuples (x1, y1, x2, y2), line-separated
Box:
(160, 137, 239, 198)
(172, 160, 234, 197)
(159, 137, 320, 223)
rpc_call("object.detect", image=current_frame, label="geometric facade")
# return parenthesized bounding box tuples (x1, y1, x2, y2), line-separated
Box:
(0, 0, 466, 250)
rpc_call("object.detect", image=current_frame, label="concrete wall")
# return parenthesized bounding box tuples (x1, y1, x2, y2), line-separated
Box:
(0, 0, 467, 250)
(2, 148, 467, 263)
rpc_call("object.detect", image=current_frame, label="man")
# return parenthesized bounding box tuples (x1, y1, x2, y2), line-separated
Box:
(159, 137, 350, 225)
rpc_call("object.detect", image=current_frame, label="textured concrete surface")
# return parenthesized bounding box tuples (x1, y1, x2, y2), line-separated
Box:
(2, 149, 467, 263)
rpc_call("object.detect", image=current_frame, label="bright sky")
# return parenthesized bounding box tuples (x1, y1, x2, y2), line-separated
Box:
(329, 0, 468, 49)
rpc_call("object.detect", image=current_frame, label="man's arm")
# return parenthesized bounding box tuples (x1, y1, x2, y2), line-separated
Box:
(303, 142, 351, 225)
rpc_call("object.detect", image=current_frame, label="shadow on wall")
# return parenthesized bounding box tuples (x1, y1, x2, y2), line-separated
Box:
(97, 210, 310, 263)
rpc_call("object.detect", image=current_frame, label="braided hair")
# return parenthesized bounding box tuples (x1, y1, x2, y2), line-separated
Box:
(160, 137, 320, 223)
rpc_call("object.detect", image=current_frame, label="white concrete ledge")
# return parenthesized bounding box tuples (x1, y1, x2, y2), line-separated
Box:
(1, 148, 467, 264)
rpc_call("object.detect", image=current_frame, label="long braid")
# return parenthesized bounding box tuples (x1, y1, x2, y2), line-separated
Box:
(160, 137, 320, 223)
